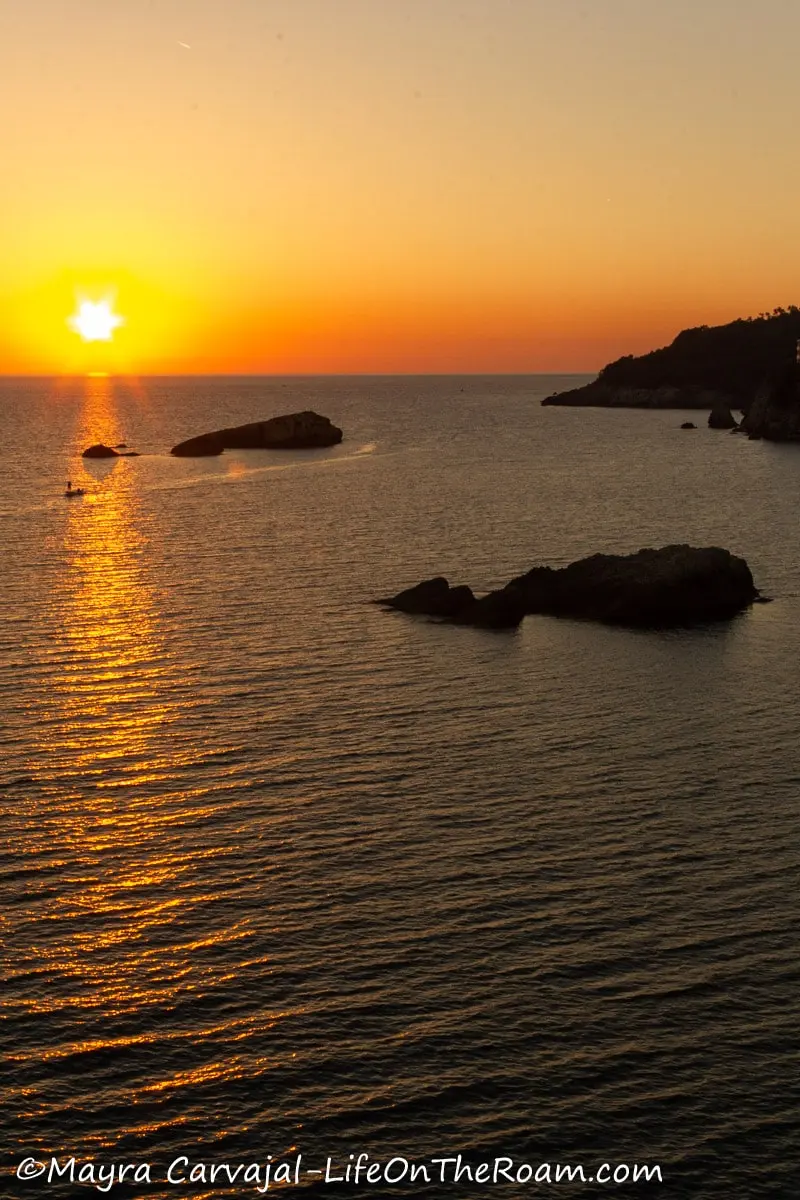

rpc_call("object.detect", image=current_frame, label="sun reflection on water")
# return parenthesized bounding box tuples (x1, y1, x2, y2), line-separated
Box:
(25, 378, 230, 999)
(39, 377, 173, 783)
(6, 379, 283, 1132)
(8, 377, 297, 1152)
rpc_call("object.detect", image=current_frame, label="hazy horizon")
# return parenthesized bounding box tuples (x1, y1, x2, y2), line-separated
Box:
(0, 369, 597, 379)
(3, 1, 799, 374)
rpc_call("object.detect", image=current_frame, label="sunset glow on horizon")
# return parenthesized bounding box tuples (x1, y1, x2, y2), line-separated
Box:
(2, 0, 799, 374)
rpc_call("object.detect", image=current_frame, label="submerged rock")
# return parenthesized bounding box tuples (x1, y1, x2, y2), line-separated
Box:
(171, 410, 343, 456)
(508, 545, 758, 626)
(680, 422, 697, 429)
(82, 444, 119, 458)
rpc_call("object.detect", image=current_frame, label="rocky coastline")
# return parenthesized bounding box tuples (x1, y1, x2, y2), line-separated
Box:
(542, 309, 800, 436)
(542, 383, 734, 410)
(739, 363, 800, 441)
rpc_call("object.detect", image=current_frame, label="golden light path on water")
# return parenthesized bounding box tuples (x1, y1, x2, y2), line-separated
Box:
(40, 375, 176, 786)
(14, 379, 289, 1170)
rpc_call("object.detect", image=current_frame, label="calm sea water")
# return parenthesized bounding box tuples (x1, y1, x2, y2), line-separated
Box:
(3, 375, 800, 1199)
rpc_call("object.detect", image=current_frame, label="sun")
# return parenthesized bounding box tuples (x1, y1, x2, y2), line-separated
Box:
(68, 297, 124, 342)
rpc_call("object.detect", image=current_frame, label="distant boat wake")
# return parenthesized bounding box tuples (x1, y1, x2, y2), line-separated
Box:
(155, 441, 379, 491)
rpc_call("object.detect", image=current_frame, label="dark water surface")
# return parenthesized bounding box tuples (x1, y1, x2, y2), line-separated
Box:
(3, 376, 800, 1198)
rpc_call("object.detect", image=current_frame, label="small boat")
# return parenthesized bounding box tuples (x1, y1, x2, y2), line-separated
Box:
(64, 488, 86, 498)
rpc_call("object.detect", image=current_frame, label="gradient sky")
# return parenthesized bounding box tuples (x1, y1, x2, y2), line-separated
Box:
(2, 0, 799, 373)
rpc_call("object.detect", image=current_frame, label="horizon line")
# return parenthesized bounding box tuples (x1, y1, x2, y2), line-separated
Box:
(0, 369, 599, 379)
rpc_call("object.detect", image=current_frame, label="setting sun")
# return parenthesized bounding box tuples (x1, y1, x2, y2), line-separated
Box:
(68, 297, 124, 343)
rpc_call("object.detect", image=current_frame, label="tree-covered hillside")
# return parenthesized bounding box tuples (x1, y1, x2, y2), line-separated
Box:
(598, 308, 800, 400)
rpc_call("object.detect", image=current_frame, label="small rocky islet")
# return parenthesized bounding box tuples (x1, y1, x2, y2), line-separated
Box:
(80, 410, 343, 461)
(82, 444, 140, 458)
(76, 414, 765, 632)
(170, 410, 343, 456)
(378, 545, 762, 631)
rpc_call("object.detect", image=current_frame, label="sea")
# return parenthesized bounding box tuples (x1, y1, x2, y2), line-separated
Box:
(2, 374, 800, 1199)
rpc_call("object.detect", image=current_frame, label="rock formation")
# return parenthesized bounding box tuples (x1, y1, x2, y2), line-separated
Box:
(680, 422, 697, 429)
(708, 401, 737, 429)
(377, 577, 525, 629)
(544, 384, 732, 410)
(171, 411, 343, 456)
(542, 308, 800, 409)
(379, 577, 476, 618)
(82, 444, 119, 458)
(378, 546, 760, 631)
(451, 586, 527, 629)
(507, 545, 758, 626)
(740, 361, 800, 441)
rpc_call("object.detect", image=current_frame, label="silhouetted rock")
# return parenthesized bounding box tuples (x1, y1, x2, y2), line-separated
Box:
(119, 451, 141, 457)
(171, 410, 343, 456)
(451, 585, 526, 629)
(377, 576, 524, 629)
(681, 421, 697, 429)
(740, 361, 800, 441)
(708, 401, 737, 429)
(508, 545, 758, 626)
(114, 443, 127, 449)
(82, 444, 119, 458)
(378, 577, 475, 618)
(172, 434, 224, 456)
(542, 308, 800, 409)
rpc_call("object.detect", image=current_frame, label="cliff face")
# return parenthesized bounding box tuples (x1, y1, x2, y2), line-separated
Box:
(543, 309, 800, 409)
(741, 362, 800, 441)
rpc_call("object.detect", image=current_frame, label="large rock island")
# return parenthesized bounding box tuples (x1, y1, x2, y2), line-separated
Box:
(507, 545, 758, 626)
(378, 545, 760, 630)
(171, 410, 343, 456)
(543, 308, 800, 411)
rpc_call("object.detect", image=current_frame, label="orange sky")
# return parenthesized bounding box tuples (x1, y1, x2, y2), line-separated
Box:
(2, 0, 799, 373)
